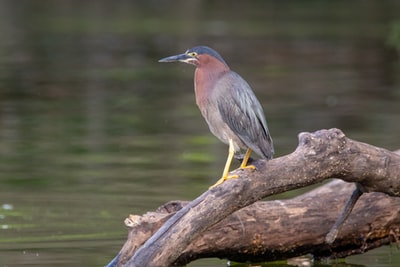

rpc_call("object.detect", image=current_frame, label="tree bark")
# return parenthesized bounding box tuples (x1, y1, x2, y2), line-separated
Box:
(116, 180, 400, 266)
(107, 128, 400, 267)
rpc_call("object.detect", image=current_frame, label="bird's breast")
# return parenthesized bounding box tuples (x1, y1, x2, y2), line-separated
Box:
(193, 70, 245, 152)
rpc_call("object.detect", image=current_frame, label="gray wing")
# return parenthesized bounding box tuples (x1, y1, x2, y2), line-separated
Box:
(216, 71, 274, 159)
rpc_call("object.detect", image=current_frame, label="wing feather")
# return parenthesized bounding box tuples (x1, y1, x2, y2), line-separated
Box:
(216, 72, 274, 159)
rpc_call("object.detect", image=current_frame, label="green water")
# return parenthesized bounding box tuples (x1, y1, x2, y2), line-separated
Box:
(0, 1, 399, 266)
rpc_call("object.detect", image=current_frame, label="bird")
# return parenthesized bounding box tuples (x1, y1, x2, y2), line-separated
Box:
(159, 46, 274, 188)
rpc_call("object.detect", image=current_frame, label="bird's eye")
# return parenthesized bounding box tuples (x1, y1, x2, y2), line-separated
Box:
(187, 52, 198, 57)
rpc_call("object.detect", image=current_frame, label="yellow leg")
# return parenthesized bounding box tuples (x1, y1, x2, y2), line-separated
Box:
(239, 148, 256, 170)
(209, 139, 238, 189)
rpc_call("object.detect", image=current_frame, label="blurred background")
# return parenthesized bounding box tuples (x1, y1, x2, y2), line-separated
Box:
(0, 1, 399, 266)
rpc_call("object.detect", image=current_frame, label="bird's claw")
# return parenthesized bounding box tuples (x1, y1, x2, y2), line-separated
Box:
(209, 174, 239, 189)
(239, 164, 256, 171)
(209, 164, 256, 189)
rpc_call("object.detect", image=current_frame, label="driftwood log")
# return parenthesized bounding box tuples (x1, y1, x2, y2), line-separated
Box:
(107, 128, 400, 267)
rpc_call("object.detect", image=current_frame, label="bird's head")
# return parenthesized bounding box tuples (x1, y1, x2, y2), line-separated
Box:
(159, 46, 228, 68)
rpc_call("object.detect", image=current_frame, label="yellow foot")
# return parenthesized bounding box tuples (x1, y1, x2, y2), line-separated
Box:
(209, 174, 239, 189)
(239, 164, 256, 171)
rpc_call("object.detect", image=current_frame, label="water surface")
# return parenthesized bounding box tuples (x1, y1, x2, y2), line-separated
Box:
(0, 1, 399, 266)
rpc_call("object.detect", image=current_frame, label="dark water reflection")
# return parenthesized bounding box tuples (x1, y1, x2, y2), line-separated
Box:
(0, 1, 399, 266)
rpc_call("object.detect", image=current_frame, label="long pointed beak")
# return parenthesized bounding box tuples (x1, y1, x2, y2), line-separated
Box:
(158, 53, 189, 63)
(158, 53, 198, 65)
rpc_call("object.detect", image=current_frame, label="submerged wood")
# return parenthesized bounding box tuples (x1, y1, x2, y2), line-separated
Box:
(110, 128, 400, 267)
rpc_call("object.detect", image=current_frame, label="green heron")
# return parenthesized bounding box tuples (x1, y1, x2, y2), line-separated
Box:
(159, 46, 274, 187)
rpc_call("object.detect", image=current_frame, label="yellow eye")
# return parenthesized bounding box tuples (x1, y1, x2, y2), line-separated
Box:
(187, 52, 198, 57)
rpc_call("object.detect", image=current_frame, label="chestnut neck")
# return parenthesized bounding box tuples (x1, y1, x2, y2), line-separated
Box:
(194, 54, 230, 105)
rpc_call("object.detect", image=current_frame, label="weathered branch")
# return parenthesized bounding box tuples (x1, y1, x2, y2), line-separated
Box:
(116, 180, 400, 266)
(325, 182, 364, 244)
(108, 128, 400, 267)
